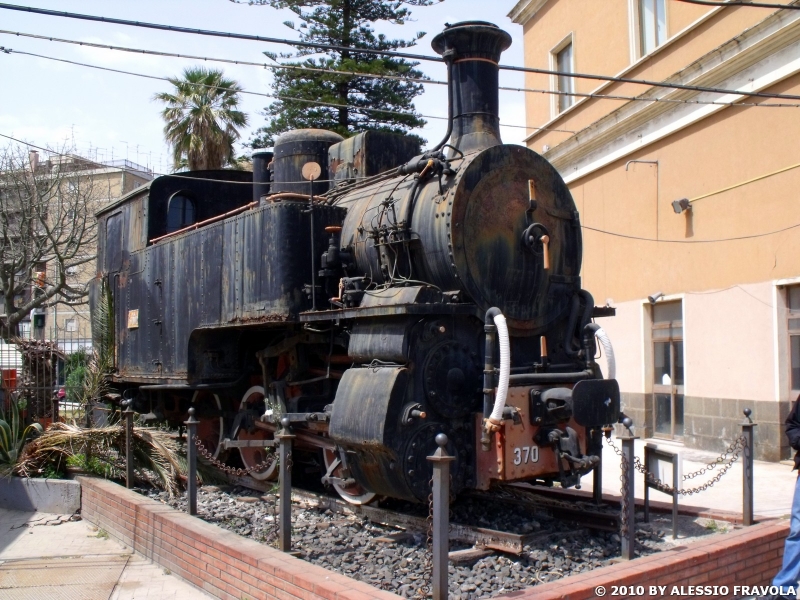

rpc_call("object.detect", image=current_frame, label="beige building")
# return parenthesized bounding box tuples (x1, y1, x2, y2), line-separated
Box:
(509, 0, 800, 460)
(19, 154, 153, 348)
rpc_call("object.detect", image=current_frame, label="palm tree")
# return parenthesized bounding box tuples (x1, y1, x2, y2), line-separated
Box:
(154, 67, 248, 171)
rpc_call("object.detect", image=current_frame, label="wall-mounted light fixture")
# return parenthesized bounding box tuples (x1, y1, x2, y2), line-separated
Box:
(648, 292, 664, 304)
(672, 198, 691, 214)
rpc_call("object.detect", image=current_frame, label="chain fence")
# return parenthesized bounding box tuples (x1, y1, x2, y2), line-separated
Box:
(605, 434, 747, 497)
(193, 434, 277, 477)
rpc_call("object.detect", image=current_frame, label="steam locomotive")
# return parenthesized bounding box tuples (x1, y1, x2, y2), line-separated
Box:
(91, 21, 620, 504)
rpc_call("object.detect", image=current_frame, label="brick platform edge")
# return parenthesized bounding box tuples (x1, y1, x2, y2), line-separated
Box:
(78, 477, 400, 600)
(79, 475, 791, 600)
(500, 519, 790, 600)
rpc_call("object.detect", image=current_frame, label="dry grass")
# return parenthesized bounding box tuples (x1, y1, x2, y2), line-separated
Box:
(14, 423, 184, 496)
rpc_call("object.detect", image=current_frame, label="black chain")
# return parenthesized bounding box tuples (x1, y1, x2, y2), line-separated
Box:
(193, 435, 277, 477)
(418, 477, 434, 598)
(618, 445, 630, 536)
(605, 435, 747, 497)
(681, 436, 745, 480)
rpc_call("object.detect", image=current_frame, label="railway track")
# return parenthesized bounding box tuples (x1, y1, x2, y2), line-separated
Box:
(219, 472, 620, 556)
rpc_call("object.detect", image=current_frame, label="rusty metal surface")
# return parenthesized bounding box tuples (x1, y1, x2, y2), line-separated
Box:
(336, 143, 582, 335)
(110, 179, 344, 383)
(431, 22, 512, 154)
(474, 385, 588, 489)
(328, 131, 419, 182)
(0, 555, 127, 599)
(299, 302, 482, 323)
(272, 129, 343, 196)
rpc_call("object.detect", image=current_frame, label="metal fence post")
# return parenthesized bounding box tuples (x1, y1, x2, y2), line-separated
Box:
(619, 417, 638, 560)
(593, 428, 603, 505)
(123, 399, 134, 489)
(185, 407, 198, 516)
(277, 417, 295, 552)
(741, 408, 757, 526)
(427, 433, 454, 600)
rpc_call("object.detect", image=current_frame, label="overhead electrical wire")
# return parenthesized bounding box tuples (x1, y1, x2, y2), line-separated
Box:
(0, 2, 442, 63)
(0, 46, 575, 134)
(4, 3, 800, 102)
(6, 131, 799, 244)
(0, 131, 367, 186)
(582, 221, 800, 243)
(3, 29, 800, 108)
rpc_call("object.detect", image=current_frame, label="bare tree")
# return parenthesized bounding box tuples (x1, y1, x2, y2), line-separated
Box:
(0, 143, 103, 337)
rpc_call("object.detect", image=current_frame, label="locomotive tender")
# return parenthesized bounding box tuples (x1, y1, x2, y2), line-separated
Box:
(91, 21, 621, 504)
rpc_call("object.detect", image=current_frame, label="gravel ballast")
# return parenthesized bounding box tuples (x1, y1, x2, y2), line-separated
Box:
(141, 484, 724, 599)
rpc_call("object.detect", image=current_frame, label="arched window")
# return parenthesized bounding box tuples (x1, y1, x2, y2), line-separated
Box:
(166, 191, 195, 233)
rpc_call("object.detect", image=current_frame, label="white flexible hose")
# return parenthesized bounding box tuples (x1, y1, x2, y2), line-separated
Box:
(595, 327, 616, 380)
(489, 313, 511, 423)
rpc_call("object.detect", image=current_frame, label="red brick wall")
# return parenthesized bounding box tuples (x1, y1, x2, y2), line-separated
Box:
(78, 477, 400, 600)
(500, 520, 790, 600)
(79, 477, 789, 600)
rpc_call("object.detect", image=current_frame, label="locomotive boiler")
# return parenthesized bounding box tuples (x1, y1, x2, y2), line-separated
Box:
(91, 21, 621, 505)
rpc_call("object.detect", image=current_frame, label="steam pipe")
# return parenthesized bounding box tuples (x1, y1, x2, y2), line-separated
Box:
(489, 312, 510, 424)
(482, 307, 500, 420)
(430, 56, 455, 154)
(582, 323, 599, 370)
(579, 290, 595, 329)
(584, 322, 616, 379)
(563, 294, 580, 358)
(566, 290, 595, 357)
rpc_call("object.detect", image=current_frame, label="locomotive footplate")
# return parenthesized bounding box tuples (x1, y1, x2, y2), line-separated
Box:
(475, 385, 608, 491)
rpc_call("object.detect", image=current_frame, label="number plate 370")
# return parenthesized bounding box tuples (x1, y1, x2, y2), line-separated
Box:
(513, 445, 539, 465)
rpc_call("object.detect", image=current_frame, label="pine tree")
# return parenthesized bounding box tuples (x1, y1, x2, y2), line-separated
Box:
(243, 0, 437, 147)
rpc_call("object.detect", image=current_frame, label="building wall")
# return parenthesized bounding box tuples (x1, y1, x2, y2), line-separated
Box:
(510, 0, 800, 460)
(568, 73, 800, 304)
(514, 0, 796, 152)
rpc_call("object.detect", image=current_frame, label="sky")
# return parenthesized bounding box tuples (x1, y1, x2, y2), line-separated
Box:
(0, 0, 529, 175)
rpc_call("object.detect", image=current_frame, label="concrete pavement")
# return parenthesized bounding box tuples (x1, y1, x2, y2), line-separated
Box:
(581, 435, 796, 520)
(0, 507, 214, 599)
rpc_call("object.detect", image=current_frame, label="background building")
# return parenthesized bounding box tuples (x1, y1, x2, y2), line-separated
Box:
(509, 0, 800, 460)
(16, 153, 153, 348)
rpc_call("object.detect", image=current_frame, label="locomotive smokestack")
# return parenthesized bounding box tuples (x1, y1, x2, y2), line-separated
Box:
(431, 22, 512, 154)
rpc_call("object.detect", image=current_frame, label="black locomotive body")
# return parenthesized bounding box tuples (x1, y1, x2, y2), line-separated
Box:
(91, 21, 620, 504)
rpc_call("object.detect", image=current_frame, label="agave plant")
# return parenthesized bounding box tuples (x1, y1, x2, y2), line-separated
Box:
(0, 396, 44, 472)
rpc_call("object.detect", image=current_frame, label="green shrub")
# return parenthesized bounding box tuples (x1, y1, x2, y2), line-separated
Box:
(0, 396, 43, 473)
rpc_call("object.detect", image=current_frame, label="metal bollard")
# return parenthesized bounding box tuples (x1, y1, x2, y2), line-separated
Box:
(741, 408, 757, 526)
(277, 417, 295, 552)
(123, 400, 134, 489)
(427, 433, 455, 600)
(185, 407, 198, 516)
(619, 417, 638, 560)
